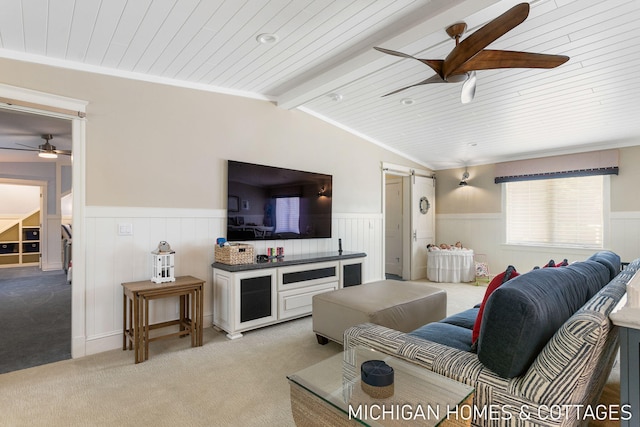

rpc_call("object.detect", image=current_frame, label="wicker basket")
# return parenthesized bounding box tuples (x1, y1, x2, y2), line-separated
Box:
(215, 243, 254, 265)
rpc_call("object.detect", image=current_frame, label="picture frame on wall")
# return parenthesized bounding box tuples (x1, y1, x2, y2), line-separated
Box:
(228, 195, 240, 212)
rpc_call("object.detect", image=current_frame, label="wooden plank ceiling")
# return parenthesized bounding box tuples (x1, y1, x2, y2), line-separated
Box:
(0, 0, 638, 169)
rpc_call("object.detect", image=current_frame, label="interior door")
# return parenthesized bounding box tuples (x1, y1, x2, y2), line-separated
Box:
(385, 177, 403, 277)
(410, 175, 435, 280)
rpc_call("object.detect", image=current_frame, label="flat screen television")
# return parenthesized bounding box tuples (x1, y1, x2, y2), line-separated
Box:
(226, 160, 332, 241)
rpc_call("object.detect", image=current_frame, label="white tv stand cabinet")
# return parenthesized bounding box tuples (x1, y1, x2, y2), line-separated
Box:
(212, 251, 366, 339)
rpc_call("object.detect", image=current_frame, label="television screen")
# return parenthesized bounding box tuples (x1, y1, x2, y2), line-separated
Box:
(226, 160, 332, 241)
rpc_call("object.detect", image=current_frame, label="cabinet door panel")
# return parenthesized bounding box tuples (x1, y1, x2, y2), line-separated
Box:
(233, 270, 277, 331)
(279, 282, 337, 320)
(240, 276, 272, 323)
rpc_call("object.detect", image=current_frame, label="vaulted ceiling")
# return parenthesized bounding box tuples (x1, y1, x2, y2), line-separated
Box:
(0, 0, 638, 169)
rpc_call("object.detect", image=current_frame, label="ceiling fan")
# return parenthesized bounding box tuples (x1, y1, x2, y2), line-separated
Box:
(374, 2, 569, 103)
(0, 134, 71, 158)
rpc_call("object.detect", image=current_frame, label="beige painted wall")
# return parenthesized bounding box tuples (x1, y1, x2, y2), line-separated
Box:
(0, 58, 425, 213)
(611, 144, 640, 211)
(436, 144, 640, 214)
(436, 163, 501, 214)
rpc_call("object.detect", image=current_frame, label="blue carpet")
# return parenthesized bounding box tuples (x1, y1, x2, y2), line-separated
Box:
(0, 267, 71, 374)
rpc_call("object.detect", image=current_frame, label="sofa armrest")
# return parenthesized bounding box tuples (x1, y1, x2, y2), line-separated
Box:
(344, 323, 601, 426)
(344, 323, 484, 385)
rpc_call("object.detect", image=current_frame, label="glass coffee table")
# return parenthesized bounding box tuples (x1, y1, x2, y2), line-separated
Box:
(287, 346, 474, 427)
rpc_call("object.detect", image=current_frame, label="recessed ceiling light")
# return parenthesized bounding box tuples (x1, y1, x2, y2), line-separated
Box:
(256, 33, 279, 44)
(400, 98, 415, 106)
(468, 142, 478, 147)
(328, 93, 343, 102)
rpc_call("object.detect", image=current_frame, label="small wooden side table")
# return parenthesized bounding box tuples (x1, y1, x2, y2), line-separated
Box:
(122, 275, 204, 363)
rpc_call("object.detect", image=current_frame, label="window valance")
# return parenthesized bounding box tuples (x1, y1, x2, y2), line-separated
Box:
(494, 149, 619, 183)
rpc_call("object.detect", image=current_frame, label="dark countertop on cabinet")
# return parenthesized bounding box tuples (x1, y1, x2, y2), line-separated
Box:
(212, 251, 366, 272)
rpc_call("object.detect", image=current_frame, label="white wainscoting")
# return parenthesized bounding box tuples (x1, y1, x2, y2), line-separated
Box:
(437, 212, 640, 274)
(83, 207, 382, 354)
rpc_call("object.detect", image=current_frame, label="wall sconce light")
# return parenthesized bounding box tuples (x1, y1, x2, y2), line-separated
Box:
(318, 186, 326, 197)
(459, 167, 469, 186)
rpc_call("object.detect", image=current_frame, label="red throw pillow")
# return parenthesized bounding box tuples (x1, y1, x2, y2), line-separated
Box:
(471, 266, 519, 344)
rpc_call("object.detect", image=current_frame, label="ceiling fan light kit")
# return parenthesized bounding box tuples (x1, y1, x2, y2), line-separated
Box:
(38, 135, 58, 158)
(374, 2, 569, 103)
(38, 151, 58, 159)
(460, 71, 477, 104)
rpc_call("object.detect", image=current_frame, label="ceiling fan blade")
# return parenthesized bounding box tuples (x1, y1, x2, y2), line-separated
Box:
(375, 47, 444, 77)
(374, 46, 418, 59)
(455, 50, 569, 73)
(460, 71, 477, 104)
(442, 2, 530, 78)
(54, 150, 72, 156)
(381, 74, 445, 97)
(0, 146, 38, 152)
(16, 142, 38, 149)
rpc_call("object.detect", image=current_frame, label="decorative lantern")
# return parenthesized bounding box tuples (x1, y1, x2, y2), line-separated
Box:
(151, 241, 175, 283)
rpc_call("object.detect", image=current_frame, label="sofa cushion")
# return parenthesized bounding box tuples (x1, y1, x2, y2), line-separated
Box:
(440, 307, 479, 329)
(476, 263, 609, 378)
(472, 266, 519, 344)
(408, 322, 472, 352)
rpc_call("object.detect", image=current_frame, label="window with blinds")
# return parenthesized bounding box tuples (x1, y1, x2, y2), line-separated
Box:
(505, 175, 604, 248)
(274, 197, 300, 234)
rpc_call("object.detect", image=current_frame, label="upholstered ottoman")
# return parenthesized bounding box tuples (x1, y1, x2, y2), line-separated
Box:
(312, 280, 446, 345)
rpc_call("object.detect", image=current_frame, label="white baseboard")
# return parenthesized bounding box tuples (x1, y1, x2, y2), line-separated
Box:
(82, 314, 215, 357)
(85, 331, 123, 356)
(42, 261, 63, 271)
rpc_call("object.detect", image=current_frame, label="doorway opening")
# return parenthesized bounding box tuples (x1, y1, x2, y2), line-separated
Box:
(384, 174, 408, 279)
(0, 95, 85, 371)
(383, 164, 435, 281)
(0, 178, 72, 373)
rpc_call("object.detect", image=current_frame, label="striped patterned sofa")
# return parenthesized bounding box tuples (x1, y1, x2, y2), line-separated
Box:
(344, 253, 637, 427)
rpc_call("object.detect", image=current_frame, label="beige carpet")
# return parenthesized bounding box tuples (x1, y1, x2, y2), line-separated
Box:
(0, 281, 620, 426)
